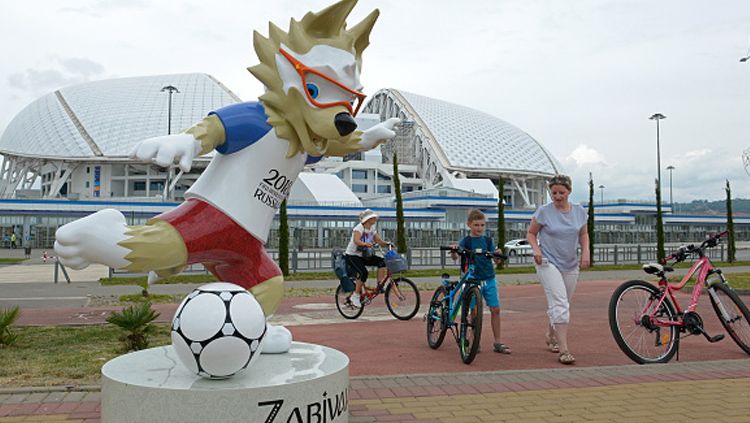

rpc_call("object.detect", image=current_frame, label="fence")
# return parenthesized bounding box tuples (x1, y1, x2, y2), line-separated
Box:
(108, 243, 727, 276)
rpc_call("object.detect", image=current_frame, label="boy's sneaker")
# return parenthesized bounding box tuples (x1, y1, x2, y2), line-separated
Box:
(350, 294, 361, 307)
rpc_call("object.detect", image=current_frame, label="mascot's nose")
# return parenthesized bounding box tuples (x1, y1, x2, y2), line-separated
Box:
(334, 113, 357, 136)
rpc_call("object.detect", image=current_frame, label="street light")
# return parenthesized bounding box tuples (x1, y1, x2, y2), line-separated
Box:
(666, 165, 675, 212)
(160, 85, 180, 135)
(160, 85, 180, 200)
(598, 184, 605, 205)
(649, 113, 666, 191)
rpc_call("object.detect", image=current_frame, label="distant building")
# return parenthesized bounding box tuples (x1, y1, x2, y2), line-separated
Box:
(0, 74, 747, 248)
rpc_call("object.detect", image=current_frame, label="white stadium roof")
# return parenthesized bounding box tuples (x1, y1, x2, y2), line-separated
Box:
(0, 73, 240, 159)
(365, 89, 562, 176)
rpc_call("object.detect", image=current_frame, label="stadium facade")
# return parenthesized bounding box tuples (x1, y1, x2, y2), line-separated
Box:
(0, 74, 746, 248)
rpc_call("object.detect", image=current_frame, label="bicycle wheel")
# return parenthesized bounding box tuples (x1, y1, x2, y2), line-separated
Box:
(385, 277, 420, 320)
(708, 283, 750, 354)
(426, 286, 448, 349)
(459, 285, 483, 364)
(608, 280, 678, 364)
(335, 285, 364, 319)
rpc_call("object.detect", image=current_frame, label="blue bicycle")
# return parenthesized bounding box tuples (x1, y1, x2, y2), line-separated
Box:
(426, 246, 505, 364)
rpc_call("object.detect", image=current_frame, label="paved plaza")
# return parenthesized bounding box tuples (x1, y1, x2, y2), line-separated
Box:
(1, 260, 750, 422)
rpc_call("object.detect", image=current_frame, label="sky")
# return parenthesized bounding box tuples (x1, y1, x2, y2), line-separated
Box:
(1, 0, 750, 204)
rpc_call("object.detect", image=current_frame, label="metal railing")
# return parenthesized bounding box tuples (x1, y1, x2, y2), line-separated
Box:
(108, 243, 726, 276)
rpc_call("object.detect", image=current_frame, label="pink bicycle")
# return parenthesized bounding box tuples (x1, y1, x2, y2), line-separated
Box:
(609, 231, 750, 364)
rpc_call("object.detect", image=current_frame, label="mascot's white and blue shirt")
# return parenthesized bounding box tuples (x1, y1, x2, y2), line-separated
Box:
(185, 102, 323, 244)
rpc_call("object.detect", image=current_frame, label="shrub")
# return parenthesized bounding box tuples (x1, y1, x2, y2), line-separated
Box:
(0, 306, 20, 346)
(106, 302, 160, 352)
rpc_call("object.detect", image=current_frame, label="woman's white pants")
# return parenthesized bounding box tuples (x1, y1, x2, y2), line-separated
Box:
(535, 261, 579, 324)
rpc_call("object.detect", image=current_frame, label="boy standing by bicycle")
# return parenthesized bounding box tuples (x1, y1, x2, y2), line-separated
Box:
(451, 209, 512, 354)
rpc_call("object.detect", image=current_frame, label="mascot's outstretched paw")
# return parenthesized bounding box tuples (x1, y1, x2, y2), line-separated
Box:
(261, 324, 292, 354)
(54, 209, 131, 270)
(359, 117, 400, 150)
(129, 133, 201, 172)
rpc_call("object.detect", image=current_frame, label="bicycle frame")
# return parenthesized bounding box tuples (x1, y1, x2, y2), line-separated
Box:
(360, 270, 392, 304)
(646, 253, 725, 329)
(443, 262, 481, 331)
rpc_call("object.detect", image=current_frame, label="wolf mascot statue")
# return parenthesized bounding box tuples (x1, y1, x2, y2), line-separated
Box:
(54, 0, 398, 354)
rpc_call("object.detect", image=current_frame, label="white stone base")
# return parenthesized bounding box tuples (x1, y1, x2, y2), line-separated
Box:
(101, 342, 349, 423)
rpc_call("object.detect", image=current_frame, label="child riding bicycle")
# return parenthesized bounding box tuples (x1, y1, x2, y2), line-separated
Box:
(345, 209, 392, 307)
(450, 209, 512, 354)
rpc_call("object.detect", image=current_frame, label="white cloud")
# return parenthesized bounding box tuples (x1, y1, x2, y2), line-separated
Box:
(565, 144, 608, 167)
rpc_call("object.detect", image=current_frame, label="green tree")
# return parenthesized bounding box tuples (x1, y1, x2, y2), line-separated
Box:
(655, 179, 666, 262)
(279, 199, 290, 276)
(726, 180, 736, 263)
(393, 153, 407, 254)
(496, 175, 506, 270)
(587, 173, 595, 266)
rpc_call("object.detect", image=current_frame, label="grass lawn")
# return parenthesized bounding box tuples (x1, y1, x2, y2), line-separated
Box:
(0, 324, 171, 387)
(0, 258, 27, 264)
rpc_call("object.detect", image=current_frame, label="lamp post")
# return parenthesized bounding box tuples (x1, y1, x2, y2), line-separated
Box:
(160, 85, 180, 200)
(666, 165, 675, 212)
(598, 184, 605, 205)
(649, 113, 666, 190)
(160, 85, 180, 135)
(649, 113, 667, 261)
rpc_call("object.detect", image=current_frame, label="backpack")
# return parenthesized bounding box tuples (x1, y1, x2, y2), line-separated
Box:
(332, 249, 355, 293)
(459, 235, 493, 273)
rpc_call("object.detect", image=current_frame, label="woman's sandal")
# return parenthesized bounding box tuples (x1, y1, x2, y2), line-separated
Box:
(493, 343, 512, 354)
(546, 337, 560, 353)
(559, 351, 575, 365)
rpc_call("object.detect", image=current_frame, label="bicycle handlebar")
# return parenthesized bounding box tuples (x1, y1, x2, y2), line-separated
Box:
(663, 231, 727, 263)
(440, 246, 508, 261)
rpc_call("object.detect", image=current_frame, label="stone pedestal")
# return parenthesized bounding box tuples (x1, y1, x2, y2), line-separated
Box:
(101, 342, 349, 423)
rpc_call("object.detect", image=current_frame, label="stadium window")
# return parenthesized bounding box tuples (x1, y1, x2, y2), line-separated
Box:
(86, 167, 90, 174)
(377, 173, 390, 181)
(352, 184, 368, 193)
(377, 185, 391, 193)
(133, 181, 146, 191)
(352, 169, 368, 179)
(336, 170, 344, 179)
(150, 181, 165, 191)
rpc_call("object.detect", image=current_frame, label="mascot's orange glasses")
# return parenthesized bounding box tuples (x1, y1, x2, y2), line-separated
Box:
(279, 48, 366, 116)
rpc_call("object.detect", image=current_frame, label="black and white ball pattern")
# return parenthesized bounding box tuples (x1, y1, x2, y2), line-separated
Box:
(171, 282, 266, 379)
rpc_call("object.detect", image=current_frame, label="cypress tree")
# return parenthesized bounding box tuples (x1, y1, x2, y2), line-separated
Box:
(726, 180, 736, 263)
(393, 153, 407, 254)
(279, 199, 289, 276)
(496, 175, 506, 270)
(587, 173, 595, 266)
(655, 179, 666, 262)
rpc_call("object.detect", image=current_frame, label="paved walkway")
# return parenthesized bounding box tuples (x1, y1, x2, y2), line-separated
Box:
(2, 268, 750, 421)
(2, 361, 750, 422)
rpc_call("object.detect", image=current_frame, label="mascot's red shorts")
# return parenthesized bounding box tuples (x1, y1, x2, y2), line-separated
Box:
(157, 198, 282, 290)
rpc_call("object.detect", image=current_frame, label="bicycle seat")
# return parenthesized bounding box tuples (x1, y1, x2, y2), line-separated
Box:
(642, 263, 673, 274)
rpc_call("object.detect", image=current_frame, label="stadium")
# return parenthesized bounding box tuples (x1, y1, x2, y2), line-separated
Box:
(0, 74, 746, 249)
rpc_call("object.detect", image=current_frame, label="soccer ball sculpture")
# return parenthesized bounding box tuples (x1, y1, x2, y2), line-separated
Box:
(171, 283, 266, 379)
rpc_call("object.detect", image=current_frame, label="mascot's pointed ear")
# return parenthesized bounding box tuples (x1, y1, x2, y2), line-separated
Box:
(349, 8, 379, 58)
(301, 0, 357, 39)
